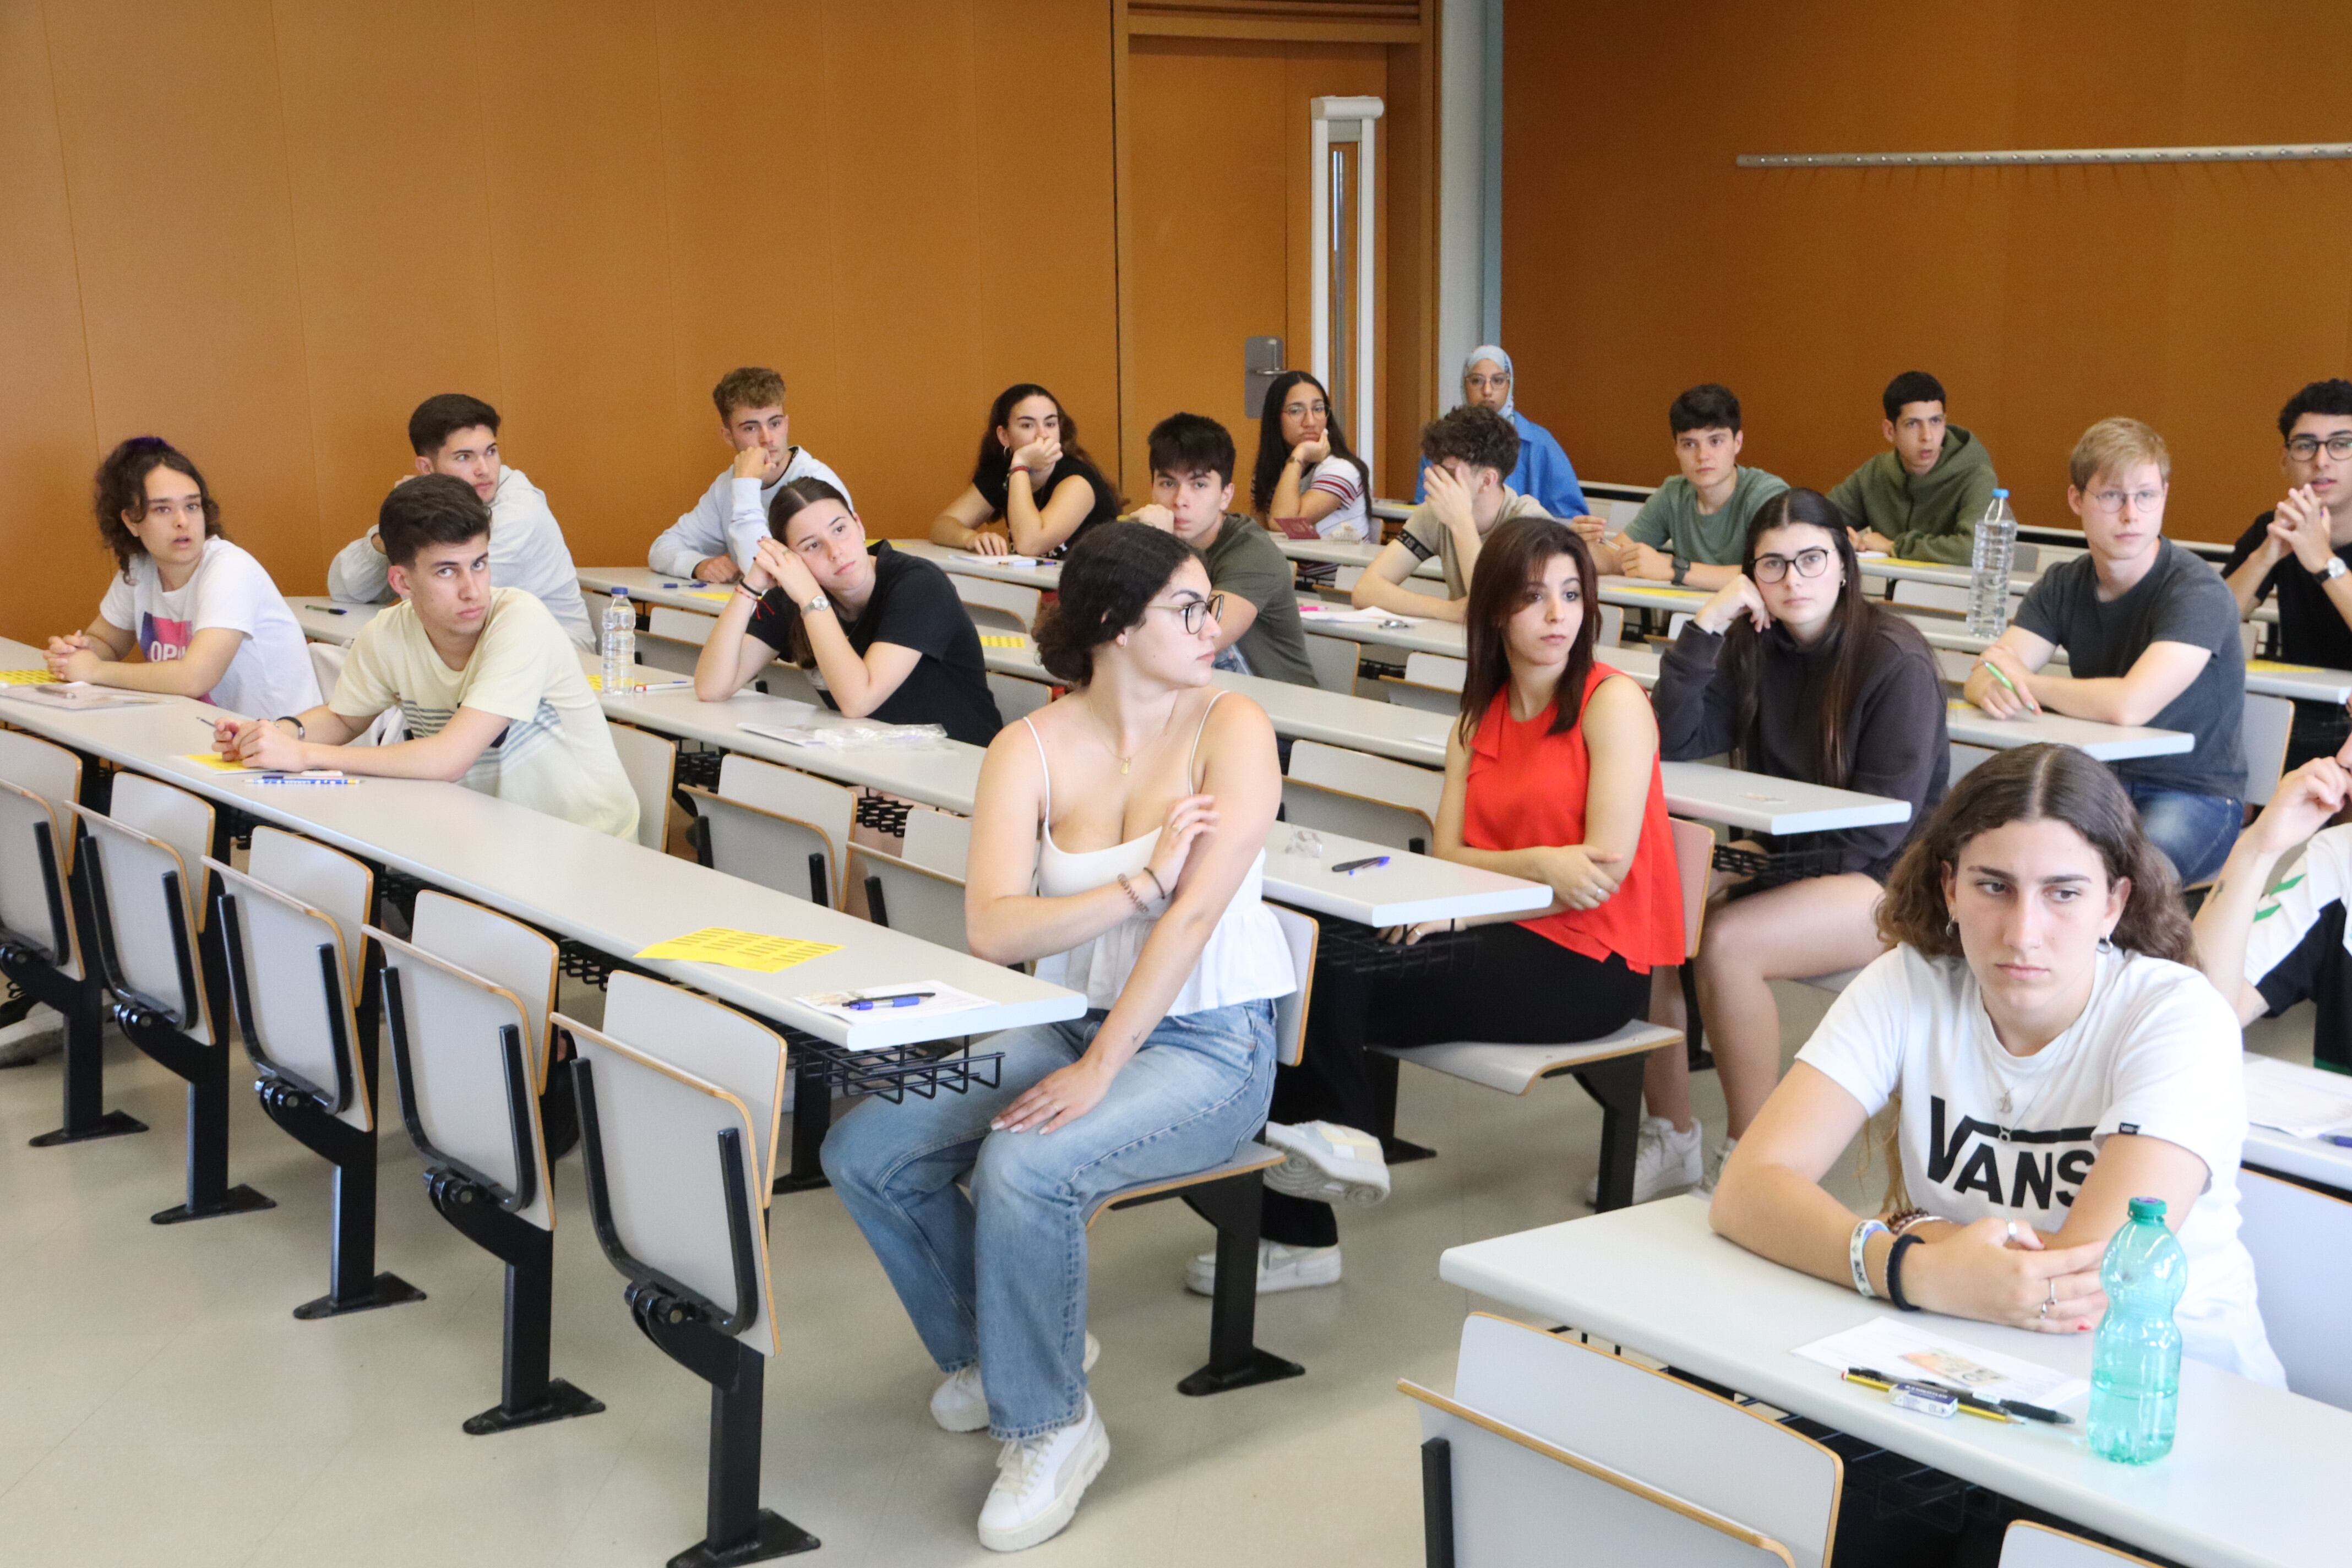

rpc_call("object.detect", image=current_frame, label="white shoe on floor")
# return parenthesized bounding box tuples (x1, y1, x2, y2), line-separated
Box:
(1582, 1115, 1703, 1207)
(1262, 1120, 1390, 1207)
(1183, 1238, 1342, 1297)
(932, 1333, 1101, 1434)
(977, 1396, 1110, 1553)
(0, 1000, 65, 1068)
(1697, 1135, 1739, 1196)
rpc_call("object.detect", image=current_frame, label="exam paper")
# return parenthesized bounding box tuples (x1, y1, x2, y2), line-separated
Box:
(1794, 1316, 2089, 1408)
(1295, 603, 1425, 625)
(2242, 1052, 2352, 1140)
(798, 982, 991, 1035)
(634, 928, 842, 973)
(0, 682, 163, 711)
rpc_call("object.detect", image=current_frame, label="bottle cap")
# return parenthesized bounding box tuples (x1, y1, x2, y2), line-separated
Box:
(611, 587, 629, 600)
(2127, 1195, 2166, 1221)
(1992, 488, 2010, 498)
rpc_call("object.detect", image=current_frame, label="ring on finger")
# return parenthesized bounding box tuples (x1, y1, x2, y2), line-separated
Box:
(2038, 1300, 2051, 1320)
(2046, 1278, 2057, 1309)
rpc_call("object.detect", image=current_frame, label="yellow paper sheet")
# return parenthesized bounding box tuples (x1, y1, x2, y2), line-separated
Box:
(683, 589, 734, 603)
(1613, 586, 1703, 603)
(633, 927, 842, 973)
(180, 752, 256, 772)
(0, 669, 59, 685)
(978, 634, 1027, 649)
(2247, 660, 2322, 674)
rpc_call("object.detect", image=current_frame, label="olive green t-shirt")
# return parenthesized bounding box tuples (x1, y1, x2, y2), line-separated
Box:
(1199, 514, 1318, 687)
(1621, 467, 1792, 567)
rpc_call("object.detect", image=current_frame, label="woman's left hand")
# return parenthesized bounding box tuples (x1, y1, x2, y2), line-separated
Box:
(993, 1055, 1113, 1135)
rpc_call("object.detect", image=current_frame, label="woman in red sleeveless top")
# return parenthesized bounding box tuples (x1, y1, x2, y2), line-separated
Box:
(1251, 516, 1685, 1275)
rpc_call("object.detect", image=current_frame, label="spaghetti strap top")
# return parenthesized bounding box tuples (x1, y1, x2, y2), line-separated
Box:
(1022, 692, 1294, 1014)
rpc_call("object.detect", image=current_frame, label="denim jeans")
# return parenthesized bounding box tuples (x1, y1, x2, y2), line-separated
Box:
(821, 999, 1277, 1439)
(2124, 780, 2241, 886)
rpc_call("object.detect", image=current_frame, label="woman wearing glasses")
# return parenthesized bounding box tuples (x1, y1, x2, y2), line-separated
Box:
(822, 522, 1293, 1553)
(1635, 488, 1948, 1201)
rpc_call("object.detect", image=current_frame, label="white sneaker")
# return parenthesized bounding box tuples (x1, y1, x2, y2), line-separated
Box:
(977, 1397, 1110, 1553)
(0, 1001, 64, 1068)
(1183, 1238, 1341, 1297)
(1697, 1135, 1739, 1196)
(1582, 1116, 1703, 1207)
(1262, 1120, 1390, 1207)
(932, 1333, 1101, 1434)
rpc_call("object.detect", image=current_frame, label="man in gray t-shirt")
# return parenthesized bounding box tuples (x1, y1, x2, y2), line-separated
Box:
(1964, 418, 2246, 884)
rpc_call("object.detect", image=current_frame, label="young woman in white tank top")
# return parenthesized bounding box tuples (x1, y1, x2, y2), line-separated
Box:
(821, 522, 1293, 1554)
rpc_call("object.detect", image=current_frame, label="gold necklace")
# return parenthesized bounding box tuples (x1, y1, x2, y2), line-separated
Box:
(1089, 696, 1175, 775)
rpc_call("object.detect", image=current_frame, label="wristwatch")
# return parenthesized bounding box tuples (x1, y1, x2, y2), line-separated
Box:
(801, 590, 831, 617)
(2311, 556, 2348, 582)
(1671, 558, 1690, 586)
(275, 714, 307, 740)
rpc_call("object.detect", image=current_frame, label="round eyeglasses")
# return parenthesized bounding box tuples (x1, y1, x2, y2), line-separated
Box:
(1752, 548, 1832, 584)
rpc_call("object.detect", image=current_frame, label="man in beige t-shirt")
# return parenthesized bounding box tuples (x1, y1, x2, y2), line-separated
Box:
(1351, 406, 1549, 623)
(216, 475, 638, 841)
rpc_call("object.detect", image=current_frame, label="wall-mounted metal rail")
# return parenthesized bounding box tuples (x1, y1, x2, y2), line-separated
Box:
(1737, 143, 2352, 170)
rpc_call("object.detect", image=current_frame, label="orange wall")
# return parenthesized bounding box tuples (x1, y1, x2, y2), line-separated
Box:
(0, 0, 1117, 646)
(1500, 1, 2352, 545)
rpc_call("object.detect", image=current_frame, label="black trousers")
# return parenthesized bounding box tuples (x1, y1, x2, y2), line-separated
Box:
(2287, 698, 2352, 772)
(1262, 922, 1649, 1247)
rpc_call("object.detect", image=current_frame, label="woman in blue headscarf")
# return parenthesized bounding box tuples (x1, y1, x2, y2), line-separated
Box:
(1414, 345, 1591, 520)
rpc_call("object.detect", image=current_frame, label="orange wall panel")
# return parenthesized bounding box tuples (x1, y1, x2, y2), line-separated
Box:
(1501, 1, 2352, 545)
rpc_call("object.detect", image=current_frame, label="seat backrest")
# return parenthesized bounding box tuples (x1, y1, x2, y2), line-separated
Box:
(1379, 676, 1460, 716)
(754, 662, 826, 705)
(1948, 742, 1995, 785)
(1595, 602, 1626, 651)
(67, 800, 214, 1043)
(307, 640, 347, 703)
(901, 806, 973, 876)
(1892, 579, 1972, 614)
(0, 731, 84, 975)
(1289, 740, 1444, 818)
(206, 857, 371, 1130)
(1281, 777, 1438, 852)
(0, 780, 77, 973)
(606, 723, 677, 851)
(368, 923, 553, 1231)
(686, 787, 840, 907)
(1999, 1521, 2160, 1567)
(1268, 904, 1316, 1068)
(601, 971, 788, 1201)
(953, 576, 1041, 633)
(2234, 1167, 2352, 1411)
(1302, 632, 1360, 694)
(245, 827, 373, 991)
(1404, 651, 1467, 692)
(2242, 692, 2294, 806)
(852, 846, 970, 953)
(987, 672, 1052, 725)
(647, 604, 716, 646)
(1406, 1385, 1797, 1568)
(717, 753, 854, 859)
(410, 890, 560, 1090)
(1665, 612, 1694, 642)
(109, 773, 216, 916)
(563, 1017, 779, 1353)
(1450, 1313, 1839, 1567)
(1670, 816, 1716, 960)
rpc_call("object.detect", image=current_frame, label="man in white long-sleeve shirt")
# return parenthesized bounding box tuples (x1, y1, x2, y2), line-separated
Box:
(326, 393, 595, 648)
(648, 366, 853, 582)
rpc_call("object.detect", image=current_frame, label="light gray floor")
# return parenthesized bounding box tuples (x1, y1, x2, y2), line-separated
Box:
(0, 981, 2317, 1566)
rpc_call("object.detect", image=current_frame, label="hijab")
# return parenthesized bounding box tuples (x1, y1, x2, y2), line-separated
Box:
(1464, 344, 1516, 418)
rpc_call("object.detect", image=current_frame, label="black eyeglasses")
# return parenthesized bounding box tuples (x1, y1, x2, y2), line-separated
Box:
(2287, 434, 2352, 461)
(1147, 594, 1226, 635)
(1752, 548, 1833, 584)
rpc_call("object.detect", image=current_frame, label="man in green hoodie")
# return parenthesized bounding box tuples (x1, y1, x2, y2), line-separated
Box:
(1828, 371, 2000, 564)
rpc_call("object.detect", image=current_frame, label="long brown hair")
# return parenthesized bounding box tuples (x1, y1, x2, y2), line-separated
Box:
(971, 383, 1102, 492)
(1456, 514, 1599, 747)
(1877, 743, 2193, 963)
(1717, 488, 1929, 790)
(1249, 370, 1368, 518)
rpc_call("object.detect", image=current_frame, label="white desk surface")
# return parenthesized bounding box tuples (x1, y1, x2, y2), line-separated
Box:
(575, 565, 741, 616)
(1903, 617, 2332, 703)
(2240, 1055, 2352, 1194)
(1273, 536, 1445, 580)
(1292, 601, 1469, 658)
(1262, 822, 1548, 927)
(286, 596, 380, 646)
(1858, 556, 2044, 593)
(0, 640, 1081, 1053)
(1441, 1196, 2346, 1568)
(892, 538, 1065, 590)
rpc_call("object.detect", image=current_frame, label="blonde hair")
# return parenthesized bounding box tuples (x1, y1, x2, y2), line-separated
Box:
(2068, 416, 2171, 492)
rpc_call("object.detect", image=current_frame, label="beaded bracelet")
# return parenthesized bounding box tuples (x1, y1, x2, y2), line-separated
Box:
(1115, 872, 1151, 916)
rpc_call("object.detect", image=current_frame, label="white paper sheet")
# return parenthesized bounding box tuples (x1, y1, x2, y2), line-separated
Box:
(1295, 603, 1426, 626)
(797, 982, 991, 1038)
(1793, 1316, 2090, 1408)
(2242, 1052, 2352, 1140)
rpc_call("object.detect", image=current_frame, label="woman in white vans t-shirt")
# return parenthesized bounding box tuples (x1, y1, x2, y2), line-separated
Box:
(1712, 742, 2283, 1383)
(45, 437, 320, 721)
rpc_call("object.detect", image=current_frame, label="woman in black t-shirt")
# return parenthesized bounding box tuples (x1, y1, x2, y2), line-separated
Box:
(694, 478, 1003, 746)
(928, 382, 1120, 559)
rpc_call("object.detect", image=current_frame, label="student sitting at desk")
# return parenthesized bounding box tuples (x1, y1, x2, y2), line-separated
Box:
(1586, 383, 1789, 590)
(690, 477, 1002, 745)
(1413, 344, 1591, 521)
(646, 365, 853, 584)
(216, 476, 639, 841)
(2221, 378, 2352, 769)
(326, 393, 594, 648)
(929, 383, 1120, 559)
(1249, 370, 1371, 542)
(46, 436, 320, 722)
(1641, 489, 1949, 1200)
(1351, 406, 1550, 625)
(2193, 743, 2352, 1072)
(1226, 516, 1684, 1294)
(1965, 418, 2247, 886)
(1713, 743, 2283, 1385)
(1131, 412, 1319, 687)
(822, 522, 1293, 1552)
(1827, 370, 2001, 564)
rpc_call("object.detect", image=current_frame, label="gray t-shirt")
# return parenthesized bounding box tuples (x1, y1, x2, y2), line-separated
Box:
(1621, 466, 1792, 566)
(2013, 540, 2246, 798)
(1200, 514, 1318, 687)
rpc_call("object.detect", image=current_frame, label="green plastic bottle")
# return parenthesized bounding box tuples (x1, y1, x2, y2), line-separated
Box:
(2087, 1196, 2185, 1463)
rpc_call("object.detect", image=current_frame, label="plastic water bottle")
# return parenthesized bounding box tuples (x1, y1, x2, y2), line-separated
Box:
(601, 589, 635, 695)
(2088, 1196, 2186, 1464)
(1966, 489, 2017, 639)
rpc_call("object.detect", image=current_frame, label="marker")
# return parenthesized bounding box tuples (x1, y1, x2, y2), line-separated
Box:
(316, 605, 347, 616)
(1332, 855, 1390, 875)
(248, 775, 356, 787)
(846, 992, 935, 1010)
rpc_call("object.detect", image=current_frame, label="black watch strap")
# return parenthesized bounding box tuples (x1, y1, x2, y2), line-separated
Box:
(275, 714, 307, 741)
(1885, 1232, 1924, 1312)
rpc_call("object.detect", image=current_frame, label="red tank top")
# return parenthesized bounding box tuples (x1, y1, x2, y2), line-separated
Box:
(1461, 664, 1685, 972)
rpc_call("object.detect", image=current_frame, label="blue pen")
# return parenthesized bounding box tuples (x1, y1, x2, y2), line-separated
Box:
(1332, 855, 1390, 875)
(2325, 1134, 2352, 1148)
(846, 992, 934, 1011)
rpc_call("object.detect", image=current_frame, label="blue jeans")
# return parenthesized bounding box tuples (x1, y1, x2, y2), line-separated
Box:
(2125, 780, 2241, 886)
(821, 1000, 1277, 1439)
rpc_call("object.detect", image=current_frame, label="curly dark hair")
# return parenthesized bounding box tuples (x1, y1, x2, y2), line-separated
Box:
(1877, 743, 2193, 964)
(1032, 521, 1195, 687)
(1420, 405, 1519, 479)
(92, 437, 223, 573)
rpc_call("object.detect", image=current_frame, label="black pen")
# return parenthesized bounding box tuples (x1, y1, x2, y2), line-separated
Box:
(1849, 1365, 2072, 1426)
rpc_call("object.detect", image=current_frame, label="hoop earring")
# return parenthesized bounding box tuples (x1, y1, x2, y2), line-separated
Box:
(1945, 917, 1957, 937)
(2097, 933, 2117, 954)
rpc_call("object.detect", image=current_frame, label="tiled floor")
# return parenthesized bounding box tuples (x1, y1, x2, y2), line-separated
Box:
(0, 983, 2316, 1567)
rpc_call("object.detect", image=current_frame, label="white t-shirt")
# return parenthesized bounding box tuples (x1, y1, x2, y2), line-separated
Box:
(646, 449, 855, 579)
(1797, 943, 2283, 1384)
(329, 589, 638, 840)
(98, 537, 321, 721)
(1305, 455, 1370, 542)
(326, 466, 595, 648)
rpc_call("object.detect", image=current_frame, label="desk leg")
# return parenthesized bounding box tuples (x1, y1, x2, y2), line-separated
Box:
(774, 1053, 831, 1195)
(1575, 1055, 1647, 1213)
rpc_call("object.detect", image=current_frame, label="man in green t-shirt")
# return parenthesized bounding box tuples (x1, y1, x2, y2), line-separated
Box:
(1590, 383, 1788, 590)
(1827, 370, 2000, 564)
(1133, 413, 1319, 687)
